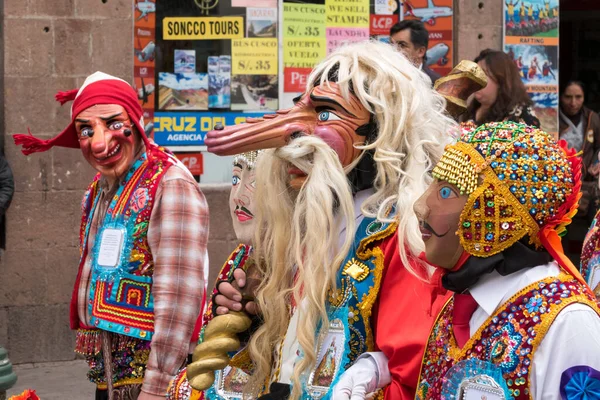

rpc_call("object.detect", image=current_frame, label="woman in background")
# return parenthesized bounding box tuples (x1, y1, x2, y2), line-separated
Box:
(464, 48, 540, 127)
(559, 80, 600, 265)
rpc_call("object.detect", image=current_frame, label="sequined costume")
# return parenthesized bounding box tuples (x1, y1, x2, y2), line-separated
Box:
(581, 210, 600, 298)
(13, 72, 209, 397)
(416, 121, 600, 399)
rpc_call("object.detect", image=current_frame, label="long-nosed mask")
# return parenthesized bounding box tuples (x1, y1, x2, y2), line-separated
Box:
(206, 81, 372, 163)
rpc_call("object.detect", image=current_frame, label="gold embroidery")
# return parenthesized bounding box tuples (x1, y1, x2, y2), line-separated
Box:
(449, 274, 599, 361)
(354, 222, 397, 351)
(342, 258, 370, 281)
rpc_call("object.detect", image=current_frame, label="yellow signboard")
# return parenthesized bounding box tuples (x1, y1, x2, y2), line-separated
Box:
(284, 39, 326, 69)
(232, 38, 278, 75)
(325, 0, 369, 28)
(283, 3, 326, 39)
(163, 17, 244, 40)
(282, 3, 326, 69)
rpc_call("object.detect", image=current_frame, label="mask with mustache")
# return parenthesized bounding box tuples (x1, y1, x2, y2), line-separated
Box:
(414, 180, 469, 269)
(230, 151, 261, 244)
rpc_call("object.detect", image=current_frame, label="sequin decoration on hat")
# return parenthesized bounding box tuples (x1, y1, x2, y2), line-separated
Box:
(233, 150, 263, 170)
(432, 121, 579, 258)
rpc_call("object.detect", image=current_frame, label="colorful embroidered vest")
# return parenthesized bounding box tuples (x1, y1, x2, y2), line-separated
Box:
(416, 273, 600, 400)
(168, 218, 395, 400)
(203, 244, 253, 400)
(167, 244, 253, 400)
(76, 151, 172, 342)
(581, 210, 600, 298)
(296, 216, 396, 400)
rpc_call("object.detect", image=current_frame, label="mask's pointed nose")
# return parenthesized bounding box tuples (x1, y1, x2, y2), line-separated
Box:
(205, 109, 314, 155)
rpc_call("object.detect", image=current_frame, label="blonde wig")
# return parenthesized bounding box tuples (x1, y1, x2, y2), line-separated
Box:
(247, 40, 456, 398)
(308, 40, 456, 279)
(247, 135, 356, 398)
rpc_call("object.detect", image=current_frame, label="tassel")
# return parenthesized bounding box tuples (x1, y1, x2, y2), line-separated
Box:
(55, 88, 79, 105)
(13, 128, 52, 155)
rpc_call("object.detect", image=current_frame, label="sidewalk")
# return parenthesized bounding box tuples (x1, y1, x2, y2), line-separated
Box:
(6, 360, 94, 400)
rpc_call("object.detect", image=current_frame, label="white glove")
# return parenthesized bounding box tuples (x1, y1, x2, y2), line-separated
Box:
(331, 352, 391, 400)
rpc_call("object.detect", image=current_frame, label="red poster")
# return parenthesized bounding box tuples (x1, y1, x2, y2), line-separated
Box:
(370, 14, 398, 36)
(402, 0, 453, 76)
(175, 152, 204, 176)
(134, 0, 157, 137)
(284, 67, 312, 93)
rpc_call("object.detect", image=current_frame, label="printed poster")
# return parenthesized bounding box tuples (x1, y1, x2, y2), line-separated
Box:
(282, 2, 327, 93)
(374, 0, 400, 15)
(158, 72, 208, 111)
(232, 0, 276, 7)
(208, 56, 231, 109)
(231, 74, 278, 111)
(133, 0, 156, 137)
(174, 50, 195, 73)
(401, 0, 453, 76)
(247, 7, 277, 38)
(325, 0, 370, 54)
(504, 0, 559, 134)
(232, 38, 278, 76)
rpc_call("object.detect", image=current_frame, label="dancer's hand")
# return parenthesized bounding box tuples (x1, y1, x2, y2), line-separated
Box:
(332, 353, 390, 400)
(215, 269, 258, 315)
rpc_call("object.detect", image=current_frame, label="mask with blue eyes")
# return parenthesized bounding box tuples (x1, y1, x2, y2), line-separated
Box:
(317, 111, 341, 122)
(439, 186, 454, 199)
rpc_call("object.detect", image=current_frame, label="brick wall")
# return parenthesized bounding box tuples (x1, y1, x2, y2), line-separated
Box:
(0, 0, 503, 364)
(0, 0, 235, 364)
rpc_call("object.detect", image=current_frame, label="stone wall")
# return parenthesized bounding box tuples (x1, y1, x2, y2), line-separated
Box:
(455, 0, 503, 62)
(0, 0, 503, 364)
(0, 0, 235, 364)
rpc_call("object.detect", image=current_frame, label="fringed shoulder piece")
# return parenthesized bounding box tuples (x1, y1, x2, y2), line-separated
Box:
(55, 89, 79, 105)
(13, 128, 53, 155)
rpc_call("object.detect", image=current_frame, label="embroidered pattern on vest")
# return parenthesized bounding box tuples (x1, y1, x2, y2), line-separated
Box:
(416, 273, 600, 400)
(167, 244, 255, 400)
(81, 152, 172, 341)
(298, 216, 397, 400)
(581, 213, 600, 297)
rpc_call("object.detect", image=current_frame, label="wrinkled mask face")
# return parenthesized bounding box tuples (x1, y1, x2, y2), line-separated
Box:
(295, 82, 372, 163)
(230, 159, 256, 244)
(75, 104, 140, 180)
(414, 180, 469, 269)
(286, 81, 372, 188)
(204, 80, 373, 190)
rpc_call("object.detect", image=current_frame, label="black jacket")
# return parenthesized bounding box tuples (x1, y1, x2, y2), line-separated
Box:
(423, 65, 441, 87)
(0, 153, 14, 249)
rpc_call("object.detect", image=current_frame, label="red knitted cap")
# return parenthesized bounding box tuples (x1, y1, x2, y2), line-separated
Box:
(14, 71, 151, 155)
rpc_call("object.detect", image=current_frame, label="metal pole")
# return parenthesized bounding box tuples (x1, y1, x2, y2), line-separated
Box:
(0, 346, 17, 399)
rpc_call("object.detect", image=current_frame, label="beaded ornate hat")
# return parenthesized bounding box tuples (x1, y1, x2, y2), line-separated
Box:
(432, 121, 582, 259)
(233, 150, 262, 169)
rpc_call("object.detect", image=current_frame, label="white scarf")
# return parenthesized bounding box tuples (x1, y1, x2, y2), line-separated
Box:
(559, 109, 584, 152)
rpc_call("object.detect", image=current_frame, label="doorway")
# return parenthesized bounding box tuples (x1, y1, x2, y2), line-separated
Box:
(560, 0, 600, 111)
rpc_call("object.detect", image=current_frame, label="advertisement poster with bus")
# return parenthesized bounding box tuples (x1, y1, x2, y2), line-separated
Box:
(504, 0, 559, 135)
(401, 0, 454, 77)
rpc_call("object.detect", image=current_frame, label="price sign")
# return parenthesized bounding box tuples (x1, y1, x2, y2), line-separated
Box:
(285, 25, 322, 37)
(232, 38, 278, 75)
(236, 60, 273, 73)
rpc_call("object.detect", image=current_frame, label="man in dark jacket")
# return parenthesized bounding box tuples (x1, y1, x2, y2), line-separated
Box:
(389, 20, 441, 87)
(0, 152, 14, 251)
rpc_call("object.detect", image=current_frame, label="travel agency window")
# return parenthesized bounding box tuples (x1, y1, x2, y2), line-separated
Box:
(132, 0, 454, 183)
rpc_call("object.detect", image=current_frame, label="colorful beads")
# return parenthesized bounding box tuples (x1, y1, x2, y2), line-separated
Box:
(435, 121, 577, 257)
